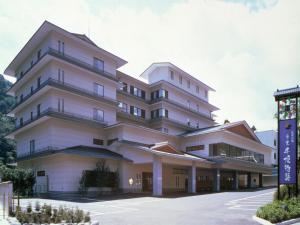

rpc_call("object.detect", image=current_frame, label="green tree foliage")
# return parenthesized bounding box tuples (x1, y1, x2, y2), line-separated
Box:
(0, 74, 16, 165)
(0, 165, 36, 205)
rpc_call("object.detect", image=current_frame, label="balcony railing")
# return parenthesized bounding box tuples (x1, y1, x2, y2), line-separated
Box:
(12, 107, 107, 133)
(9, 47, 118, 92)
(11, 78, 117, 112)
(17, 146, 60, 160)
(150, 97, 213, 120)
(149, 116, 198, 130)
(47, 48, 118, 82)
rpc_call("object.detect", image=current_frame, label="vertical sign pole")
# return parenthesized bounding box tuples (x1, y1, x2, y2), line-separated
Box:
(296, 97, 299, 197)
(277, 100, 280, 200)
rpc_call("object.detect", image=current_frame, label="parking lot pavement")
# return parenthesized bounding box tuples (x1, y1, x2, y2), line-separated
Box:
(225, 191, 274, 211)
(19, 188, 276, 225)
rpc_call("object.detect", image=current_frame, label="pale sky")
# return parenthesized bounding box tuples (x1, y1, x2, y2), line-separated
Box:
(0, 0, 299, 131)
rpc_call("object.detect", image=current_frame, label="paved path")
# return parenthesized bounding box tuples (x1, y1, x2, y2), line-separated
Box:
(19, 188, 275, 225)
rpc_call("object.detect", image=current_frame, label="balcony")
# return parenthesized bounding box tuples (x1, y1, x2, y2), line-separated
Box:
(17, 146, 59, 161)
(150, 97, 213, 121)
(10, 78, 117, 114)
(117, 111, 148, 124)
(11, 107, 107, 134)
(117, 89, 148, 103)
(8, 47, 118, 94)
(149, 116, 198, 131)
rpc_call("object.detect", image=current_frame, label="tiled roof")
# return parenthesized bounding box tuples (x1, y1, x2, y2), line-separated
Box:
(274, 86, 300, 100)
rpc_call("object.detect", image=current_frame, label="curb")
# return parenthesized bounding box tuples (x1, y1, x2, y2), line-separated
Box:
(253, 215, 300, 225)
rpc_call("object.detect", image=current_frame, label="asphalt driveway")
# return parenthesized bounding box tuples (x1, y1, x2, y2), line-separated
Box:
(19, 188, 275, 225)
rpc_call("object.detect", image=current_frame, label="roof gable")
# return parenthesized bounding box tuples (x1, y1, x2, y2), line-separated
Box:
(225, 124, 257, 141)
(151, 142, 183, 155)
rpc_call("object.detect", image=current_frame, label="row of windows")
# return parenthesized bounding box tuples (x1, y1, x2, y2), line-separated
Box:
(130, 106, 145, 118)
(209, 143, 264, 164)
(151, 89, 168, 100)
(186, 145, 205, 152)
(170, 70, 208, 98)
(118, 102, 146, 119)
(151, 108, 168, 119)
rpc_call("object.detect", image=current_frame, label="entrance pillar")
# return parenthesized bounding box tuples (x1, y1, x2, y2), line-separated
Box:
(247, 172, 252, 188)
(213, 169, 220, 192)
(233, 171, 239, 190)
(188, 161, 196, 193)
(153, 155, 163, 196)
(259, 173, 263, 188)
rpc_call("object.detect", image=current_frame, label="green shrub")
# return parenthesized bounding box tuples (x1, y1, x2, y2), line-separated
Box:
(257, 198, 300, 223)
(13, 202, 90, 224)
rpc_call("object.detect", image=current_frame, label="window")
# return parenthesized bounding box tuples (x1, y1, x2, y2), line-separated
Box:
(120, 82, 127, 92)
(93, 83, 104, 96)
(37, 171, 45, 177)
(30, 112, 33, 121)
(37, 77, 41, 88)
(151, 89, 168, 100)
(186, 145, 205, 152)
(163, 127, 169, 133)
(175, 176, 180, 187)
(107, 138, 118, 146)
(93, 138, 104, 145)
(58, 69, 65, 83)
(118, 102, 127, 113)
(187, 118, 190, 126)
(130, 85, 145, 99)
(20, 94, 23, 102)
(57, 98, 64, 112)
(187, 80, 190, 88)
(19, 117, 23, 126)
(187, 100, 190, 109)
(30, 140, 35, 154)
(274, 139, 277, 147)
(20, 71, 24, 78)
(196, 86, 199, 94)
(151, 108, 168, 119)
(170, 70, 174, 80)
(274, 153, 277, 160)
(31, 86, 34, 94)
(196, 122, 199, 128)
(93, 57, 104, 71)
(196, 104, 199, 112)
(37, 104, 41, 116)
(58, 40, 65, 54)
(179, 75, 182, 84)
(205, 90, 208, 98)
(37, 49, 41, 59)
(130, 106, 145, 118)
(93, 108, 104, 121)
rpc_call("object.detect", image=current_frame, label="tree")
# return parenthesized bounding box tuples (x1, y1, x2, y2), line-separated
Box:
(0, 74, 16, 165)
(0, 165, 36, 206)
(251, 125, 257, 132)
(224, 119, 230, 124)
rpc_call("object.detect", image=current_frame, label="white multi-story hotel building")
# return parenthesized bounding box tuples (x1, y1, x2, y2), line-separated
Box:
(5, 21, 273, 196)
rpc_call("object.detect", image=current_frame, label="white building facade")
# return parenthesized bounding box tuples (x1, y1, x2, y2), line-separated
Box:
(256, 130, 278, 166)
(4, 21, 273, 196)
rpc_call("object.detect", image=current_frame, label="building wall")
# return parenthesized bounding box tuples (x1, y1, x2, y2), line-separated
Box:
(19, 155, 119, 192)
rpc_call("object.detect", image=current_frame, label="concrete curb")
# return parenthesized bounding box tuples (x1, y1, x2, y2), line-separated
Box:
(253, 215, 300, 225)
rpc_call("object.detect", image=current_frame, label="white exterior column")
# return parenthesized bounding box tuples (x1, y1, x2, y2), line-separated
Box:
(153, 155, 163, 196)
(188, 162, 196, 193)
(213, 169, 220, 192)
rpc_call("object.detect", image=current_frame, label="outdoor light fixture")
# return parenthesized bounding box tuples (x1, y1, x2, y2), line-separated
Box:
(129, 178, 134, 186)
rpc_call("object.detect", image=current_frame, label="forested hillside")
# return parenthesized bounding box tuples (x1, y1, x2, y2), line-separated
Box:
(0, 74, 16, 164)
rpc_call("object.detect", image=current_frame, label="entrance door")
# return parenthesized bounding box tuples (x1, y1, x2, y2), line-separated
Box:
(35, 171, 48, 193)
(142, 172, 153, 192)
